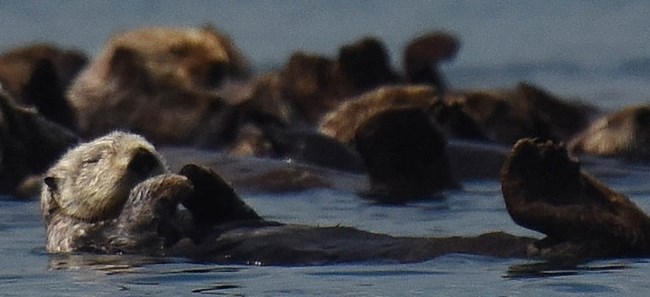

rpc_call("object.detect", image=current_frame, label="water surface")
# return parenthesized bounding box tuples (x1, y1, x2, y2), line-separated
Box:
(2, 161, 649, 296)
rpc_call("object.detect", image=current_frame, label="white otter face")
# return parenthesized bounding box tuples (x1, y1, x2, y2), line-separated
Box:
(42, 131, 168, 222)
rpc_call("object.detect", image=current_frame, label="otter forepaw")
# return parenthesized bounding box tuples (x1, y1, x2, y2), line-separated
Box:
(179, 164, 261, 225)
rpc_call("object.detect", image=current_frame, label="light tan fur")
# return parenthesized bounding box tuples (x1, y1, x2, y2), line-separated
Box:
(569, 105, 650, 159)
(41, 131, 167, 222)
(318, 85, 438, 143)
(67, 26, 248, 143)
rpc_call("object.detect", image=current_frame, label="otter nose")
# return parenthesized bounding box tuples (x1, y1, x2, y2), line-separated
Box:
(205, 62, 227, 88)
(127, 148, 163, 177)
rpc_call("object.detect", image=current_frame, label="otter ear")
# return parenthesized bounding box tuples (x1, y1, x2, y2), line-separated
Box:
(108, 46, 150, 87)
(201, 23, 219, 35)
(44, 176, 60, 192)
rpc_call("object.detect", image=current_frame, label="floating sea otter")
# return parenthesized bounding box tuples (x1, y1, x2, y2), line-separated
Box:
(319, 85, 489, 201)
(236, 30, 460, 128)
(0, 89, 79, 198)
(41, 132, 259, 253)
(569, 105, 650, 162)
(445, 82, 596, 145)
(41, 131, 531, 263)
(354, 108, 457, 201)
(41, 132, 650, 264)
(0, 43, 87, 130)
(67, 26, 248, 146)
(234, 36, 400, 127)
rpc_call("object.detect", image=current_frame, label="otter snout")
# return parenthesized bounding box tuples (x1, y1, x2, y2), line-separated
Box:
(127, 147, 165, 177)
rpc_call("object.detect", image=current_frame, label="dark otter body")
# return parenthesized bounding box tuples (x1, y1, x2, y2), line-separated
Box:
(260, 127, 366, 173)
(44, 132, 650, 265)
(0, 43, 87, 131)
(355, 108, 457, 202)
(446, 82, 595, 146)
(0, 90, 79, 198)
(41, 132, 534, 265)
(403, 31, 460, 94)
(170, 226, 530, 265)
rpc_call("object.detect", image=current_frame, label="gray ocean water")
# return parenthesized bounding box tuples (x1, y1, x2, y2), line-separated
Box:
(1, 1, 649, 296)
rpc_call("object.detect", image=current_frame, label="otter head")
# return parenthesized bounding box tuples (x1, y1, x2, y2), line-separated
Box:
(106, 27, 243, 90)
(41, 131, 168, 222)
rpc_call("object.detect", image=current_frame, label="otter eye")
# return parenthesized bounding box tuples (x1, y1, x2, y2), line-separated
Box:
(82, 157, 101, 164)
(169, 45, 190, 57)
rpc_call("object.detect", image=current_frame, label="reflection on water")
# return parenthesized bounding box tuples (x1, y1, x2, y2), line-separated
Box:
(505, 259, 629, 279)
(47, 254, 172, 274)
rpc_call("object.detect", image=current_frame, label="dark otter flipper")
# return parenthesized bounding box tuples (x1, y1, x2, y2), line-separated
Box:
(501, 138, 650, 257)
(354, 107, 457, 203)
(179, 164, 261, 226)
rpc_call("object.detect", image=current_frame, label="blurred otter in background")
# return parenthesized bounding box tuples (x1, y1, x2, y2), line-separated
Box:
(0, 43, 87, 130)
(569, 105, 650, 162)
(0, 89, 78, 198)
(237, 30, 461, 128)
(354, 108, 458, 202)
(445, 82, 597, 145)
(67, 26, 249, 147)
(319, 85, 468, 202)
(403, 31, 460, 94)
(235, 36, 400, 127)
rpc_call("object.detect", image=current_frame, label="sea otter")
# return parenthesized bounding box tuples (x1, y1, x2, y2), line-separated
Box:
(0, 43, 87, 130)
(41, 131, 533, 264)
(66, 26, 248, 146)
(319, 85, 439, 143)
(319, 84, 486, 143)
(318, 85, 489, 201)
(445, 82, 596, 145)
(568, 105, 650, 162)
(239, 36, 399, 127)
(43, 131, 650, 264)
(236, 30, 461, 129)
(501, 138, 650, 258)
(41, 131, 259, 253)
(0, 89, 79, 198)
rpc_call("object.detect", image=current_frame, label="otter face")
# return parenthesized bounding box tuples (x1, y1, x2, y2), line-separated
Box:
(42, 131, 168, 222)
(67, 27, 244, 146)
(108, 27, 237, 91)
